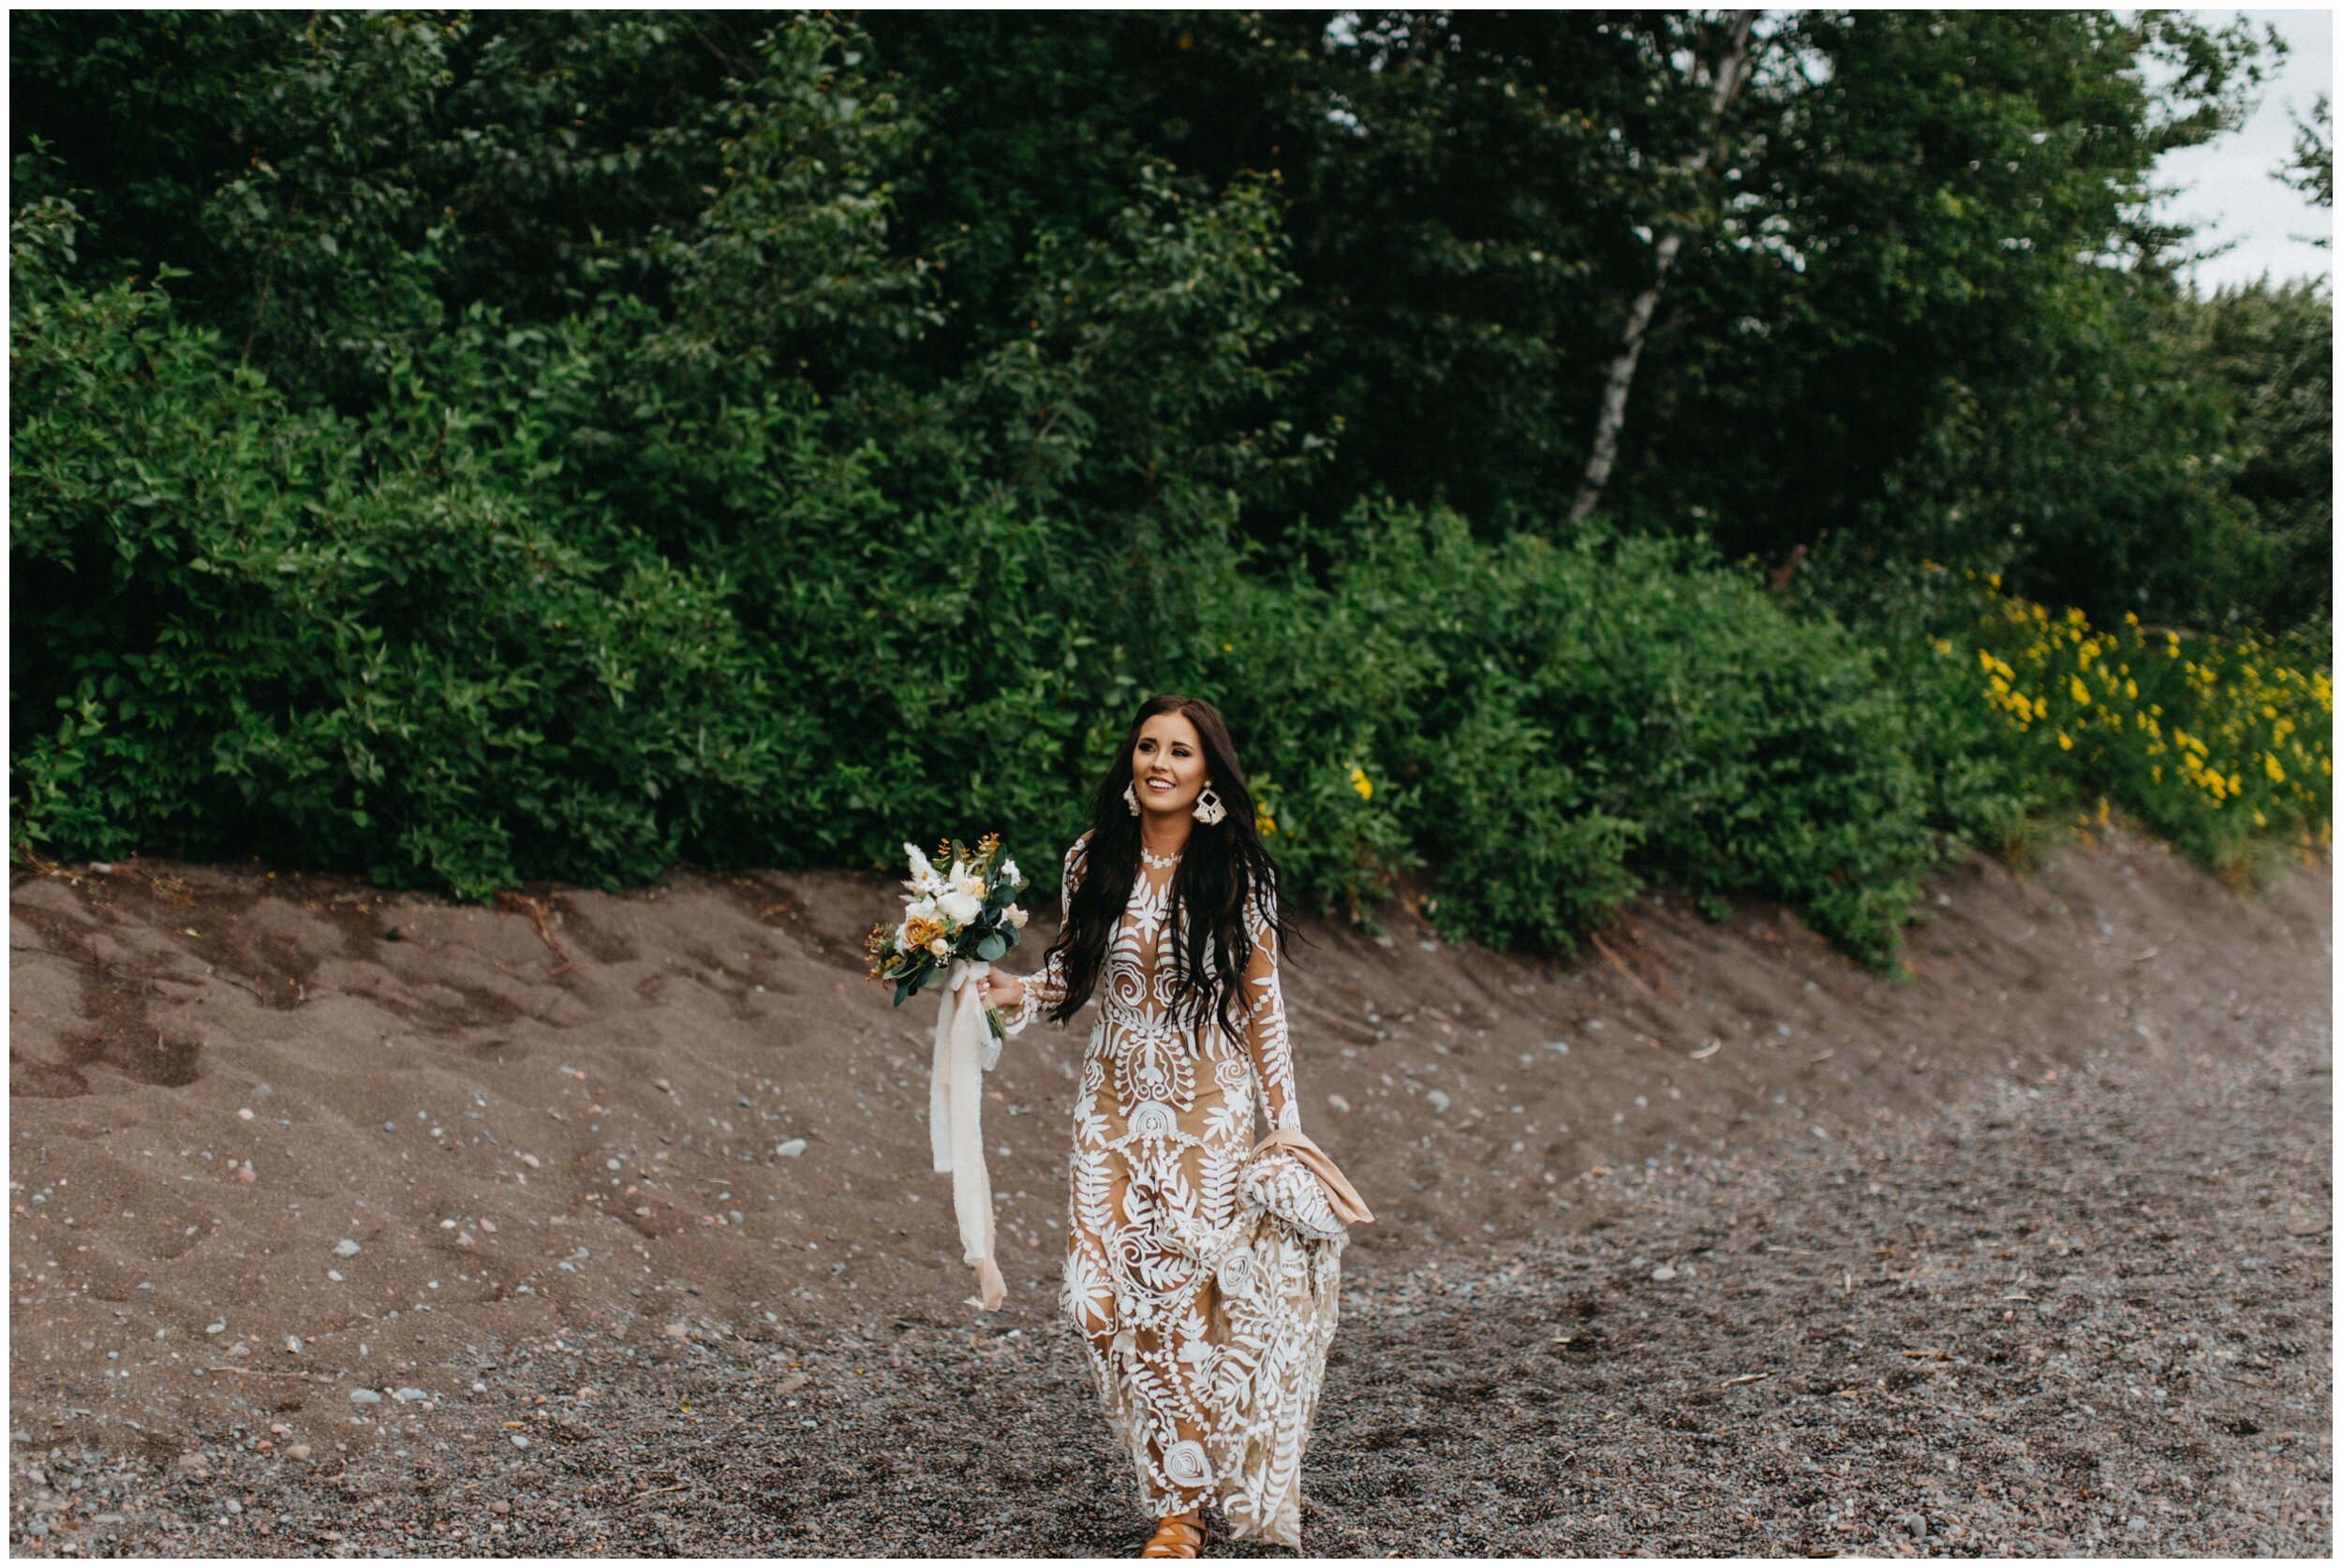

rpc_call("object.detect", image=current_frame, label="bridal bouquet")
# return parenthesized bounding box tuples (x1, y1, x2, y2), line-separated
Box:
(865, 834, 1030, 1041)
(869, 833, 1030, 1311)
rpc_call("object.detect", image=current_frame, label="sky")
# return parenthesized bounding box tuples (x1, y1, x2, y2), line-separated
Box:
(2151, 8, 2333, 292)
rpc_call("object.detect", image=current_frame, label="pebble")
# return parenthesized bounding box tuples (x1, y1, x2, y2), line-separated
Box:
(655, 1079, 673, 1093)
(490, 1501, 511, 1516)
(393, 1387, 428, 1403)
(206, 1322, 227, 1336)
(348, 1389, 382, 1405)
(1650, 1265, 1679, 1282)
(1328, 1093, 1353, 1113)
(775, 1139, 808, 1159)
(285, 1444, 312, 1463)
(1426, 1089, 1452, 1114)
(334, 1238, 362, 1258)
(237, 1108, 256, 1121)
(519, 1154, 542, 1170)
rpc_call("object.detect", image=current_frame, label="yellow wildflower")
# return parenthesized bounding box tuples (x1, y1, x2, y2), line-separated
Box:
(1349, 766, 1372, 801)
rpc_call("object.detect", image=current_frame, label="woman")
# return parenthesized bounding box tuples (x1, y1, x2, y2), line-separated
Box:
(979, 694, 1362, 1558)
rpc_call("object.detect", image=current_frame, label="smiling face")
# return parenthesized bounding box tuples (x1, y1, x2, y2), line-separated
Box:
(1131, 711, 1208, 819)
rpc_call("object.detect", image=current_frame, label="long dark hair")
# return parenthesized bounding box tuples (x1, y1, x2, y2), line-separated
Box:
(1045, 694, 1297, 1039)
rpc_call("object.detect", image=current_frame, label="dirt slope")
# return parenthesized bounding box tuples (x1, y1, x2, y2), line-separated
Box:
(6, 823, 2329, 1554)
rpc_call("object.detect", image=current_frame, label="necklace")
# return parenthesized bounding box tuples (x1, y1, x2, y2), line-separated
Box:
(1139, 846, 1183, 870)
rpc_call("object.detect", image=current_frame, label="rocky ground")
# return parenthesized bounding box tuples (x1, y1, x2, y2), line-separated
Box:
(8, 822, 2329, 1556)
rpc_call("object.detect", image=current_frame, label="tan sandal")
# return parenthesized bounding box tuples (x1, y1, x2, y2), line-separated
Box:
(1140, 1512, 1206, 1558)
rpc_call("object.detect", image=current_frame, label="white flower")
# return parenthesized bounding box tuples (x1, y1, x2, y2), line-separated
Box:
(1000, 857, 1020, 886)
(1005, 904, 1029, 929)
(904, 896, 939, 925)
(937, 888, 982, 925)
(926, 936, 951, 957)
(948, 860, 984, 898)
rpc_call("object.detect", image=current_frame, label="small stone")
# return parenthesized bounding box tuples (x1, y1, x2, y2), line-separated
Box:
(89, 862, 113, 875)
(382, 1121, 397, 1132)
(1541, 1041, 1570, 1055)
(348, 1389, 382, 1405)
(223, 1500, 243, 1516)
(654, 1079, 673, 1094)
(235, 1162, 256, 1184)
(393, 1387, 427, 1403)
(489, 1501, 511, 1516)
(774, 1139, 808, 1159)
(285, 1444, 312, 1463)
(283, 1336, 302, 1354)
(518, 1154, 541, 1170)
(334, 1238, 361, 1258)
(1650, 1265, 1679, 1282)
(206, 1322, 227, 1336)
(237, 1108, 256, 1122)
(326, 1270, 343, 1282)
(1327, 1094, 1352, 1114)
(511, 1434, 530, 1449)
(1426, 1089, 1451, 1114)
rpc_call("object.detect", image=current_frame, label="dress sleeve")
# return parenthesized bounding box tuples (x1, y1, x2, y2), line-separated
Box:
(1239, 877, 1302, 1132)
(1001, 833, 1089, 1035)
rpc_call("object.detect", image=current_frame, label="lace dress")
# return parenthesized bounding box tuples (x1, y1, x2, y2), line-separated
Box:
(1002, 830, 1331, 1535)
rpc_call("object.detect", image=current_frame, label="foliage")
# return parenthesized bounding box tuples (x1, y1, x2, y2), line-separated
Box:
(1154, 509, 1938, 969)
(10, 11, 2328, 971)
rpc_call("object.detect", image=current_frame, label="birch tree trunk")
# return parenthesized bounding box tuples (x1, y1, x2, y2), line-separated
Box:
(1568, 10, 1758, 525)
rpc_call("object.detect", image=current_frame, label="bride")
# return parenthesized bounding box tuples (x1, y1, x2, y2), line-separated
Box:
(979, 693, 1367, 1558)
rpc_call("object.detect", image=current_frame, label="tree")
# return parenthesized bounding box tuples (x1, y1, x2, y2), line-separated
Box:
(1568, 9, 1758, 525)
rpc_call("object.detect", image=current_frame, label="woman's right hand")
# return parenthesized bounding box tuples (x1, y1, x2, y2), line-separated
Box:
(978, 969, 1027, 1013)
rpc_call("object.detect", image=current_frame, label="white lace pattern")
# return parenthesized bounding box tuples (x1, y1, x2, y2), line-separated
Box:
(1001, 830, 1326, 1532)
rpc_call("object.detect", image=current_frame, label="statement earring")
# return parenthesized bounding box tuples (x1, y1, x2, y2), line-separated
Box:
(1192, 784, 1226, 825)
(1123, 781, 1142, 817)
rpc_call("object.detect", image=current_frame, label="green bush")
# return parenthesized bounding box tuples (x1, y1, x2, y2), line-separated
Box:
(1147, 507, 1939, 969)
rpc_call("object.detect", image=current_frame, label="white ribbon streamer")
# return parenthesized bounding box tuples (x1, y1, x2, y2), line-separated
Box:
(928, 956, 1005, 1310)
